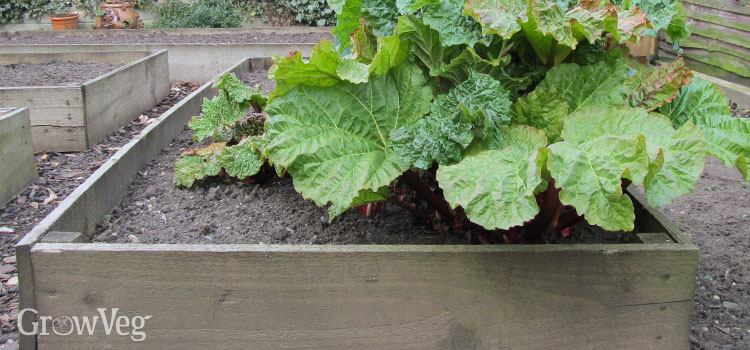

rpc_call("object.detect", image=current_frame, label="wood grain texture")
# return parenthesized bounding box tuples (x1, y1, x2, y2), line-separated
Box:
(83, 50, 170, 146)
(30, 243, 697, 350)
(0, 108, 37, 205)
(683, 2, 750, 32)
(683, 0, 750, 15)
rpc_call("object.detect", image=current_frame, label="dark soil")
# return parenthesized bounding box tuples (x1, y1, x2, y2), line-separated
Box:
(0, 31, 332, 45)
(0, 82, 197, 347)
(663, 156, 750, 350)
(240, 70, 276, 93)
(0, 62, 123, 87)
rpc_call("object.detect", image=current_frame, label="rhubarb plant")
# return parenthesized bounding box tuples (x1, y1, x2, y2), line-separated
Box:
(239, 0, 749, 242)
(174, 73, 270, 187)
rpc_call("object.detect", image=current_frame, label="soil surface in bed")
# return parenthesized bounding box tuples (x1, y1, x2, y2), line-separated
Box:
(0, 61, 123, 86)
(0, 31, 333, 45)
(93, 70, 635, 245)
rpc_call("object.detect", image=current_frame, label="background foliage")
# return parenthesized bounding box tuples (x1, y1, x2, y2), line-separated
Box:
(152, 0, 243, 28)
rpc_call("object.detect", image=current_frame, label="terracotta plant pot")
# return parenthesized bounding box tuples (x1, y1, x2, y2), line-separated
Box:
(93, 1, 143, 29)
(49, 13, 80, 31)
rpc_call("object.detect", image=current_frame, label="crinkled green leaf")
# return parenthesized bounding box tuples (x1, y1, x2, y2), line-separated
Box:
(659, 77, 731, 129)
(218, 138, 265, 179)
(625, 57, 692, 111)
(370, 34, 409, 75)
(173, 142, 227, 187)
(431, 70, 512, 149)
(389, 108, 474, 169)
(331, 0, 363, 51)
(328, 0, 346, 14)
(423, 0, 487, 47)
(266, 63, 432, 218)
(561, 106, 706, 207)
(691, 114, 750, 180)
(403, 0, 438, 11)
(536, 60, 629, 113)
(188, 92, 249, 142)
(627, 0, 691, 42)
(464, 0, 526, 38)
(396, 15, 452, 76)
(510, 88, 569, 143)
(437, 125, 547, 230)
(615, 6, 653, 43)
(547, 135, 649, 231)
(268, 40, 342, 99)
(362, 0, 400, 36)
(337, 57, 371, 83)
(213, 72, 266, 109)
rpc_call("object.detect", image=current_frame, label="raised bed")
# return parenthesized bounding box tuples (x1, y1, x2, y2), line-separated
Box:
(0, 28, 328, 84)
(16, 58, 697, 350)
(0, 108, 37, 205)
(0, 50, 169, 152)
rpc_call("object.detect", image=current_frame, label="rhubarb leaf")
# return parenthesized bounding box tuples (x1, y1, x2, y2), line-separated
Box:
(369, 34, 410, 75)
(189, 92, 248, 142)
(218, 138, 266, 179)
(560, 106, 706, 207)
(431, 70, 512, 149)
(437, 125, 547, 230)
(362, 0, 400, 36)
(396, 15, 450, 76)
(659, 77, 731, 128)
(268, 40, 342, 99)
(423, 0, 486, 47)
(626, 57, 693, 111)
(266, 63, 432, 218)
(464, 0, 527, 38)
(536, 60, 629, 113)
(389, 107, 474, 169)
(173, 143, 227, 187)
(547, 136, 648, 231)
(691, 114, 750, 181)
(337, 58, 371, 83)
(331, 0, 363, 51)
(510, 89, 569, 143)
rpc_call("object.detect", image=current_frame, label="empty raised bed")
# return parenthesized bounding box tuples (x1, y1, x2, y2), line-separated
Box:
(0, 27, 329, 84)
(0, 50, 169, 152)
(0, 108, 37, 205)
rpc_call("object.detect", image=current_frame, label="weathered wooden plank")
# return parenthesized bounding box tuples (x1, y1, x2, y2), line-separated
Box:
(660, 49, 750, 87)
(683, 0, 750, 15)
(664, 33, 750, 62)
(660, 41, 750, 77)
(0, 108, 37, 205)
(30, 243, 697, 350)
(690, 19, 750, 49)
(683, 2, 750, 32)
(40, 231, 84, 243)
(30, 125, 87, 153)
(83, 50, 170, 146)
(0, 51, 149, 65)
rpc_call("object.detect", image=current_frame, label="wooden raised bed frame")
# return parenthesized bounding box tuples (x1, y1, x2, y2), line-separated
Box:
(0, 50, 169, 152)
(0, 107, 37, 205)
(16, 58, 698, 350)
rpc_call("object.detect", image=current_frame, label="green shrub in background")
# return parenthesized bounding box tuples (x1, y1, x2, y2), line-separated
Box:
(0, 0, 54, 24)
(153, 0, 242, 28)
(237, 0, 335, 26)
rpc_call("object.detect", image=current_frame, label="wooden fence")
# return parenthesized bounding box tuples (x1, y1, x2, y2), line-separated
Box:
(660, 0, 750, 87)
